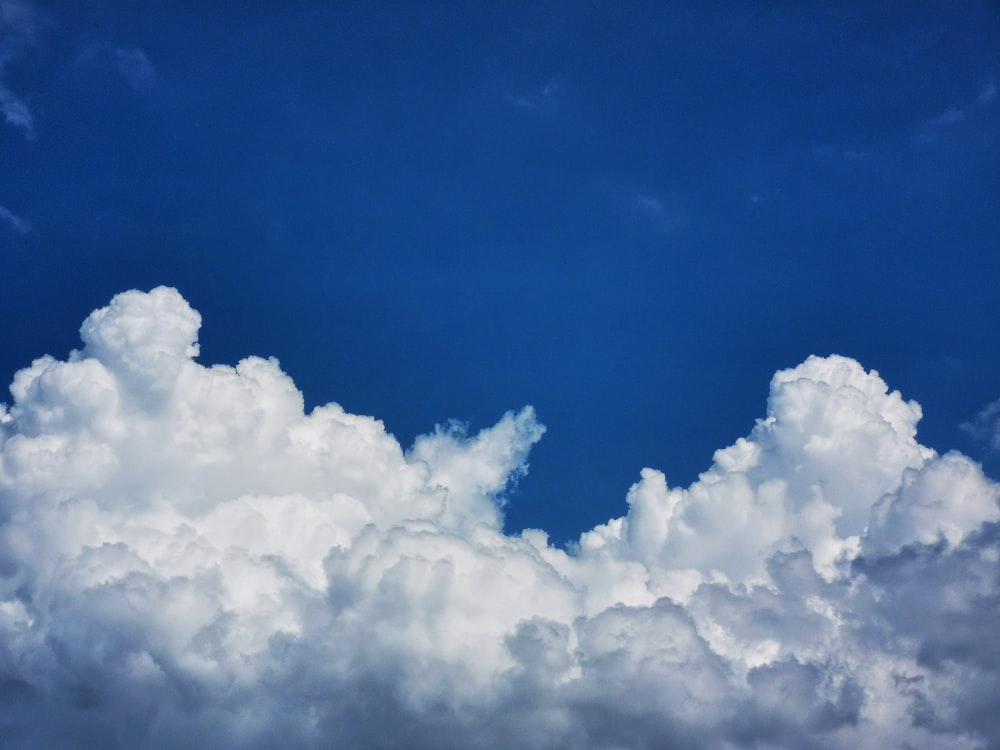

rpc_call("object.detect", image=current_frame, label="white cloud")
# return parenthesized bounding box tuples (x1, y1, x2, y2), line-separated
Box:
(0, 288, 998, 748)
(0, 201, 28, 233)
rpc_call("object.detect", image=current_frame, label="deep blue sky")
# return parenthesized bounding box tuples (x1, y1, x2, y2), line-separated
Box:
(2, 1, 998, 544)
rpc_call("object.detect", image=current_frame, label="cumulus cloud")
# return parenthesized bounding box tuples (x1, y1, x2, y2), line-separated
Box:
(1, 288, 998, 749)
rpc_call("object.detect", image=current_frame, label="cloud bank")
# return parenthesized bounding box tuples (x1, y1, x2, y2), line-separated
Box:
(1, 288, 998, 749)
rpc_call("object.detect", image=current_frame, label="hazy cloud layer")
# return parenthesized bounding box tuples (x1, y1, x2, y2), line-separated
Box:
(1, 288, 998, 749)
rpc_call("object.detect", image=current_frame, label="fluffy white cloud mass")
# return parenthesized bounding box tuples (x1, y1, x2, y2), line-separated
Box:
(1, 287, 998, 749)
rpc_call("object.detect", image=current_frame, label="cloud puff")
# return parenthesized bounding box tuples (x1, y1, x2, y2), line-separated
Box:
(1, 288, 998, 749)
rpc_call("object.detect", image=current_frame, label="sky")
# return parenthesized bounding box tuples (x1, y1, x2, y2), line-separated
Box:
(1, 2, 1000, 748)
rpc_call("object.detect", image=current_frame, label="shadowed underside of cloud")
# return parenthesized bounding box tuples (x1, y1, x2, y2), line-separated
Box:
(1, 288, 998, 749)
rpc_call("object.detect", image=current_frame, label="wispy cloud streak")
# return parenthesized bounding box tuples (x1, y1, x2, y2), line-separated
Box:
(0, 201, 29, 233)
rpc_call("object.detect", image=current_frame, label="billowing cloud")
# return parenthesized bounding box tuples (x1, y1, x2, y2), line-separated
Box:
(1, 288, 998, 748)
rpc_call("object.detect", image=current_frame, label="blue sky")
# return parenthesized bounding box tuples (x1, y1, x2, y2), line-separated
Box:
(2, 2, 999, 543)
(3, 3, 1000, 748)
